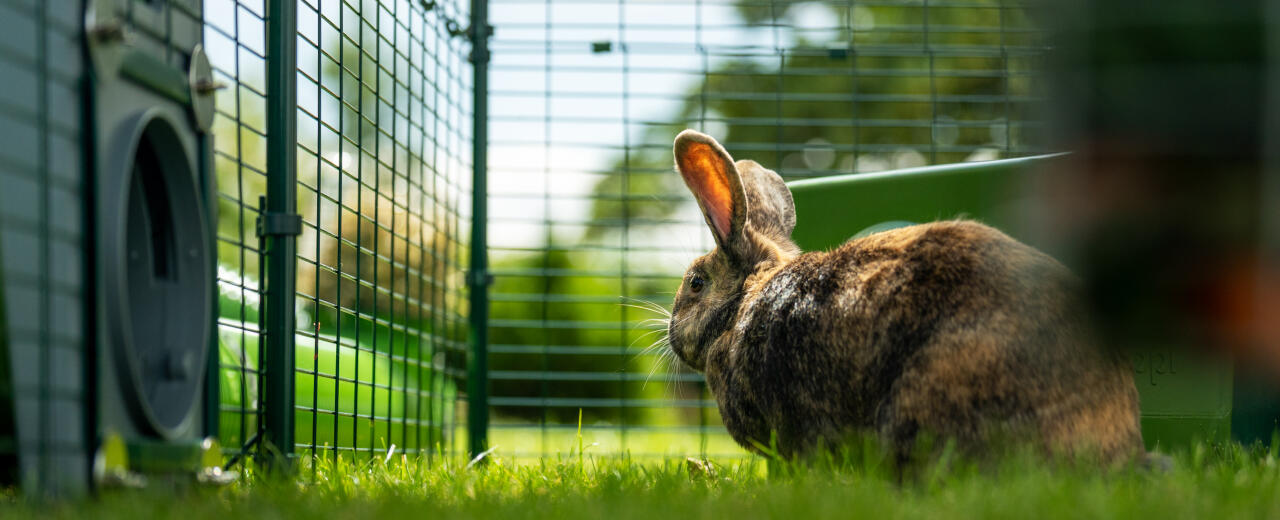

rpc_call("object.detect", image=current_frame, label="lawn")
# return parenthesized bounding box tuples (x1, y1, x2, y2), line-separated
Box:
(5, 439, 1280, 519)
(33, 281, 1265, 517)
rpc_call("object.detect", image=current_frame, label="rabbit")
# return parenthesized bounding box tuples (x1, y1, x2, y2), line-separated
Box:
(665, 129, 1145, 466)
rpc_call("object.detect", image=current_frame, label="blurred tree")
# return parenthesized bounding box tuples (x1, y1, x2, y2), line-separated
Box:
(588, 0, 1043, 232)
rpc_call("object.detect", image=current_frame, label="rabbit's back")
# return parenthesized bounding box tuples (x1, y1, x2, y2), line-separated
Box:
(706, 220, 1143, 462)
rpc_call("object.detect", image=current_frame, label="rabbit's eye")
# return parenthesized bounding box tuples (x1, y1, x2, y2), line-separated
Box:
(689, 276, 707, 293)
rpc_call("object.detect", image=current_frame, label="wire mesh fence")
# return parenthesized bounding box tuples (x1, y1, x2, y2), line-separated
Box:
(2, 0, 1054, 479)
(0, 0, 1268, 500)
(484, 0, 1050, 459)
(204, 0, 472, 463)
(1, 0, 1275, 493)
(204, 0, 270, 458)
(290, 0, 473, 460)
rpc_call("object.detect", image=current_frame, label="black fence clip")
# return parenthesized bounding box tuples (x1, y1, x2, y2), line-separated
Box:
(466, 270, 494, 288)
(256, 212, 302, 238)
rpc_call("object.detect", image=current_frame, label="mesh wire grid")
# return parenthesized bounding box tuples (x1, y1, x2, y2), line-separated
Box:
(290, 0, 472, 460)
(0, 0, 1268, 487)
(0, 0, 1055, 484)
(484, 0, 1049, 459)
(204, 0, 270, 457)
(203, 0, 472, 462)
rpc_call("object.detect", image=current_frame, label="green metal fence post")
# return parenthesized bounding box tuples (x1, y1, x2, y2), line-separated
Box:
(202, 136, 220, 443)
(261, 0, 300, 469)
(467, 0, 492, 459)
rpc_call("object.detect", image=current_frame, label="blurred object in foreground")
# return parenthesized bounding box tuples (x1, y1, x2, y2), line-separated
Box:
(1039, 0, 1280, 442)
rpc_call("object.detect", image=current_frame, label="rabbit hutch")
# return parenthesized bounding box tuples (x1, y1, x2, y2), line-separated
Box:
(0, 0, 1275, 497)
(1, 0, 221, 494)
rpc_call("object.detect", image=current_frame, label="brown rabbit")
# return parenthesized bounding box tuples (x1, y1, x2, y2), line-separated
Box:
(666, 129, 1145, 465)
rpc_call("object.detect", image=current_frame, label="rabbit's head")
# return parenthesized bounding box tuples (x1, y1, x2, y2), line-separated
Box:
(667, 130, 799, 370)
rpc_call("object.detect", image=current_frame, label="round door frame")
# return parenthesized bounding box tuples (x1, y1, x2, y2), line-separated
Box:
(99, 107, 214, 440)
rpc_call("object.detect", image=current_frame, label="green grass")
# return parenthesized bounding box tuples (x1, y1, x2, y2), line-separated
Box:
(104, 286, 1280, 517)
(5, 440, 1280, 518)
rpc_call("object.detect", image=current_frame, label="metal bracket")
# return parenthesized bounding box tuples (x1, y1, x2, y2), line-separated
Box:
(85, 0, 128, 80)
(466, 270, 494, 288)
(466, 23, 494, 64)
(432, 7, 489, 40)
(256, 191, 301, 238)
(446, 19, 466, 37)
(256, 212, 302, 238)
(189, 45, 225, 133)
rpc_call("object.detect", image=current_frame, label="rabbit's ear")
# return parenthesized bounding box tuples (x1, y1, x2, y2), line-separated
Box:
(737, 161, 796, 239)
(674, 129, 748, 251)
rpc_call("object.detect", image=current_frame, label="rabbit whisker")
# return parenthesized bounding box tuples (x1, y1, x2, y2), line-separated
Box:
(619, 302, 671, 316)
(642, 336, 674, 389)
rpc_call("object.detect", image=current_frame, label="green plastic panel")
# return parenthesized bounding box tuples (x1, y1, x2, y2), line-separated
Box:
(788, 155, 1234, 449)
(789, 154, 1061, 252)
